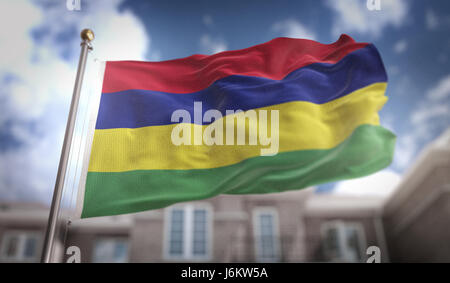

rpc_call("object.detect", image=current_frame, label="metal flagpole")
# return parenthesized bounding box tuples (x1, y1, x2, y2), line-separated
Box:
(41, 29, 95, 263)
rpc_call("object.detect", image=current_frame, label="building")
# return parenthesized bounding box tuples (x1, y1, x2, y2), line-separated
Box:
(383, 127, 450, 262)
(0, 128, 449, 263)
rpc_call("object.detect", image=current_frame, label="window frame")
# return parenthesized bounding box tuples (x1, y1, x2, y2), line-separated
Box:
(0, 230, 41, 262)
(252, 207, 281, 262)
(92, 237, 129, 263)
(163, 203, 213, 261)
(320, 220, 367, 263)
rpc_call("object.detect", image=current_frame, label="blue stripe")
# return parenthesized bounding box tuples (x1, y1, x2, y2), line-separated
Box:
(96, 44, 387, 129)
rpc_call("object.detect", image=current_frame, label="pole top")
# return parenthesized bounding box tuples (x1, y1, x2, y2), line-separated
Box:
(80, 29, 94, 42)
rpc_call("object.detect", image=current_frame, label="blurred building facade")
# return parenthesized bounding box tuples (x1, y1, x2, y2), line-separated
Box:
(0, 128, 449, 263)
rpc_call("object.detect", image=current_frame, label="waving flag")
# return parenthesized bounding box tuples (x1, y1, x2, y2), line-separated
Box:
(77, 34, 395, 218)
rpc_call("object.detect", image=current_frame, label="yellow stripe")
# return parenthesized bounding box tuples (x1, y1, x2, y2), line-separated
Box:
(88, 82, 387, 172)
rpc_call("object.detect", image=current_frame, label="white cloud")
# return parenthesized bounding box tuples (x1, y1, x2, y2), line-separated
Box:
(326, 0, 408, 38)
(393, 74, 450, 169)
(200, 34, 227, 54)
(394, 134, 417, 169)
(410, 75, 450, 129)
(0, 1, 42, 74)
(0, 0, 151, 203)
(393, 39, 407, 54)
(411, 104, 450, 125)
(380, 113, 395, 132)
(271, 19, 316, 40)
(426, 74, 450, 101)
(426, 9, 439, 30)
(200, 16, 227, 55)
(334, 170, 401, 197)
(30, 0, 150, 62)
(202, 14, 214, 28)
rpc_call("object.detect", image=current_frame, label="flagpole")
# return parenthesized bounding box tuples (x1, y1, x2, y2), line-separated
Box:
(41, 29, 94, 263)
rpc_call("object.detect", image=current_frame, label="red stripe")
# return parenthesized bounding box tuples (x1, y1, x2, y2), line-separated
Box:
(102, 34, 368, 94)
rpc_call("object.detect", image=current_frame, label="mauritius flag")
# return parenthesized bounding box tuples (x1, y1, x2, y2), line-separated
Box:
(76, 35, 395, 218)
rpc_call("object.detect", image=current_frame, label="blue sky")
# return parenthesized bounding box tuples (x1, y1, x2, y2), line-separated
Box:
(0, 0, 449, 203)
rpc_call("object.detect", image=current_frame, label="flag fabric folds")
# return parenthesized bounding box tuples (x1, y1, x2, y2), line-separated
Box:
(78, 34, 395, 218)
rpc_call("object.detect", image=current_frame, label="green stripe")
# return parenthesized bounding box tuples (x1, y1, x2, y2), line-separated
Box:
(82, 124, 396, 218)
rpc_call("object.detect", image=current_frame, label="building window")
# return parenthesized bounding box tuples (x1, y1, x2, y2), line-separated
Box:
(253, 208, 280, 262)
(321, 221, 366, 262)
(0, 231, 41, 262)
(168, 208, 184, 256)
(165, 204, 212, 260)
(192, 209, 207, 256)
(92, 238, 128, 263)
